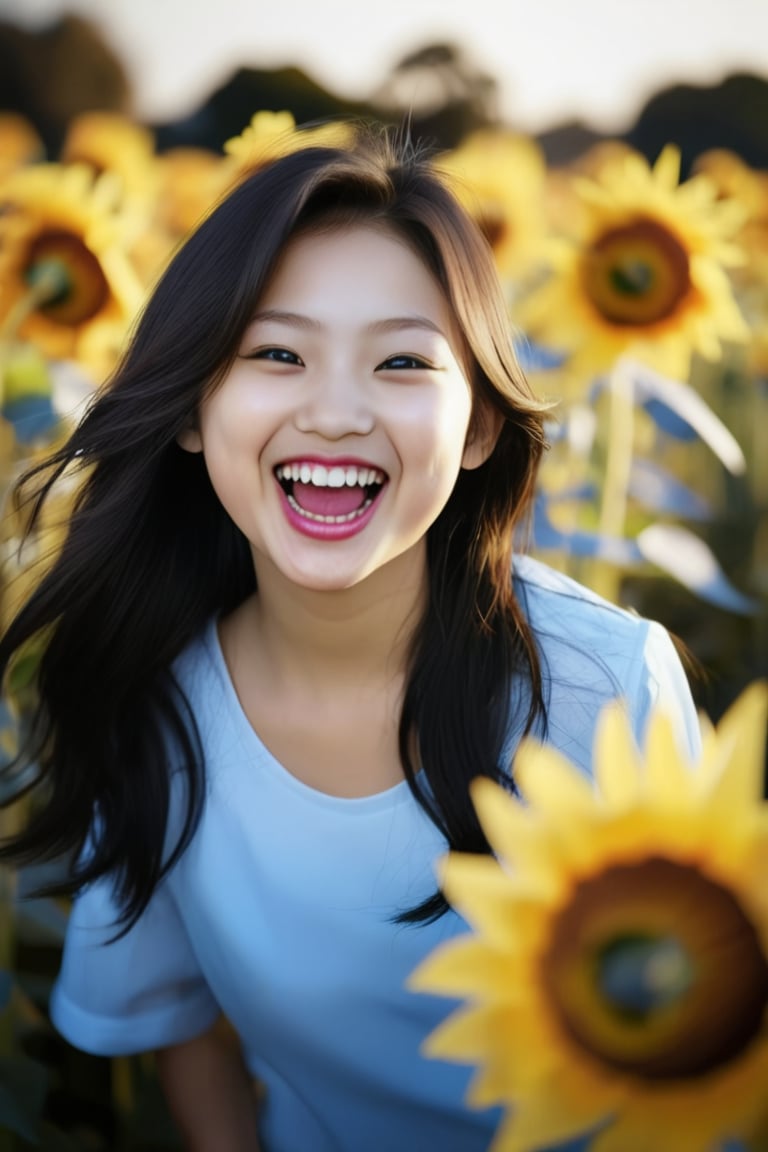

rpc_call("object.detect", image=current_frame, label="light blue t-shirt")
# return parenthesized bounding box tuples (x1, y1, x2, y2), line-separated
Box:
(50, 557, 702, 1152)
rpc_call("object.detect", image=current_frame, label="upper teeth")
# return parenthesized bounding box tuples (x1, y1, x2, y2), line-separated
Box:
(276, 463, 385, 487)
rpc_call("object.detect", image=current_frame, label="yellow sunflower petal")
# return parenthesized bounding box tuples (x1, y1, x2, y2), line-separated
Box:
(593, 701, 642, 809)
(469, 777, 526, 854)
(435, 129, 548, 281)
(653, 144, 682, 191)
(704, 681, 768, 809)
(420, 1002, 499, 1064)
(224, 111, 355, 175)
(438, 852, 554, 941)
(469, 776, 563, 884)
(489, 1088, 609, 1152)
(407, 935, 520, 1001)
(514, 740, 596, 817)
(642, 707, 698, 806)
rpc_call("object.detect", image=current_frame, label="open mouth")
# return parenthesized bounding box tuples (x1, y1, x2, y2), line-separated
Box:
(274, 461, 387, 525)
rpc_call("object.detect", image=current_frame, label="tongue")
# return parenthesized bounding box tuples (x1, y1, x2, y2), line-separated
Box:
(292, 482, 367, 516)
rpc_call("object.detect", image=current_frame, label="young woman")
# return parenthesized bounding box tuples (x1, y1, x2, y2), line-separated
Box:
(0, 126, 700, 1152)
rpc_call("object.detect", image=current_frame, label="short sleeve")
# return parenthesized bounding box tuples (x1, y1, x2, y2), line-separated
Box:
(626, 620, 702, 763)
(507, 560, 705, 778)
(50, 872, 221, 1056)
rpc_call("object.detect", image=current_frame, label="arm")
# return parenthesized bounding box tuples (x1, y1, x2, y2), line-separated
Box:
(155, 1017, 262, 1152)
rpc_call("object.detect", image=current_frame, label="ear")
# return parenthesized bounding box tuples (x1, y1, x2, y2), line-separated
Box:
(462, 403, 502, 470)
(176, 424, 203, 453)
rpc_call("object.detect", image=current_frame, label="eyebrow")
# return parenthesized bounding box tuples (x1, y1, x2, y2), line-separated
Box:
(249, 309, 448, 338)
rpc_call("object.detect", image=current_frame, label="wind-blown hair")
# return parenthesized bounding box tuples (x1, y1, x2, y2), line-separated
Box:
(0, 125, 549, 926)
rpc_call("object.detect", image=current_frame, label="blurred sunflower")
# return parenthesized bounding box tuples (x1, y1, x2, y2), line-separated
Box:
(693, 149, 768, 378)
(224, 110, 356, 179)
(410, 684, 768, 1152)
(0, 459, 73, 633)
(435, 129, 548, 288)
(516, 145, 749, 384)
(60, 111, 158, 211)
(60, 111, 173, 289)
(154, 146, 231, 239)
(544, 140, 638, 241)
(0, 162, 144, 380)
(0, 113, 44, 181)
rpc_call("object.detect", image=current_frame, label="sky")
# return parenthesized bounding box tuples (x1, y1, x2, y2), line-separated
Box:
(4, 0, 768, 133)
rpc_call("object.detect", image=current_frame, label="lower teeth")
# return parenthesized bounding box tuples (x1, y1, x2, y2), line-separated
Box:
(286, 493, 373, 524)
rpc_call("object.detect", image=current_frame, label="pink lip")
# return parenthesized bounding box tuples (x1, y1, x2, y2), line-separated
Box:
(275, 454, 387, 471)
(276, 481, 385, 541)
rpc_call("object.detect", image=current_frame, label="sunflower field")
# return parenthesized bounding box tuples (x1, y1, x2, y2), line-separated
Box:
(0, 108, 766, 1149)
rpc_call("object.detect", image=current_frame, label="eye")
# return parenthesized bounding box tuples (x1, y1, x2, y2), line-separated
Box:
(377, 354, 431, 371)
(242, 347, 304, 365)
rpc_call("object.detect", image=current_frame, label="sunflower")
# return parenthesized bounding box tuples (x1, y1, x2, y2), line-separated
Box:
(0, 163, 144, 380)
(60, 111, 158, 212)
(435, 129, 548, 288)
(59, 111, 177, 290)
(544, 140, 639, 242)
(516, 145, 750, 385)
(692, 150, 768, 379)
(409, 684, 768, 1152)
(223, 110, 356, 179)
(154, 146, 231, 239)
(0, 113, 44, 181)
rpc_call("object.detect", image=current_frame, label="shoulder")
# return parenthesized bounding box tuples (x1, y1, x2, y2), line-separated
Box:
(511, 554, 701, 771)
(169, 619, 234, 747)
(171, 619, 219, 694)
(514, 553, 646, 649)
(160, 619, 238, 810)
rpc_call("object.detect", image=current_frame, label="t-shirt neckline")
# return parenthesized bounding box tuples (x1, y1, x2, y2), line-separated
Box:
(202, 617, 415, 813)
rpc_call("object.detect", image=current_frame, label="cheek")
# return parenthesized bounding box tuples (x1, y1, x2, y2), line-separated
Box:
(410, 390, 473, 474)
(199, 384, 278, 451)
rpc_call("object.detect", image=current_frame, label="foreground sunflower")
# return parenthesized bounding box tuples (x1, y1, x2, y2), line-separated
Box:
(516, 145, 749, 384)
(409, 684, 768, 1152)
(0, 162, 144, 380)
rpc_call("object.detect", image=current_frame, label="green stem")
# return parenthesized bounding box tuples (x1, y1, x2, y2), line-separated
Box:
(0, 265, 68, 348)
(591, 357, 636, 602)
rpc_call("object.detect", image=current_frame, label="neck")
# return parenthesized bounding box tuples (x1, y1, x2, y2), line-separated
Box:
(230, 546, 427, 691)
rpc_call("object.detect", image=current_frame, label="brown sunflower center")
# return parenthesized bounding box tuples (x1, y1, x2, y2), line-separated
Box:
(24, 229, 110, 327)
(580, 216, 692, 327)
(542, 856, 768, 1080)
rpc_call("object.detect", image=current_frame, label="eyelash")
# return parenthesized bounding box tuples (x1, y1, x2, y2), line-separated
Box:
(246, 347, 303, 364)
(378, 354, 431, 371)
(244, 349, 432, 371)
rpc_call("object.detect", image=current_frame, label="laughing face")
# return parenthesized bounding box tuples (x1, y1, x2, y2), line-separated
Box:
(179, 223, 494, 594)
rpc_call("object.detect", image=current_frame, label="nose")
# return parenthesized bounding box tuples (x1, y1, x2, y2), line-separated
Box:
(293, 365, 375, 440)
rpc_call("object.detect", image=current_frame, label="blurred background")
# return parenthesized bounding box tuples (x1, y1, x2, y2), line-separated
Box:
(0, 1, 767, 1148)
(3, 0, 768, 163)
